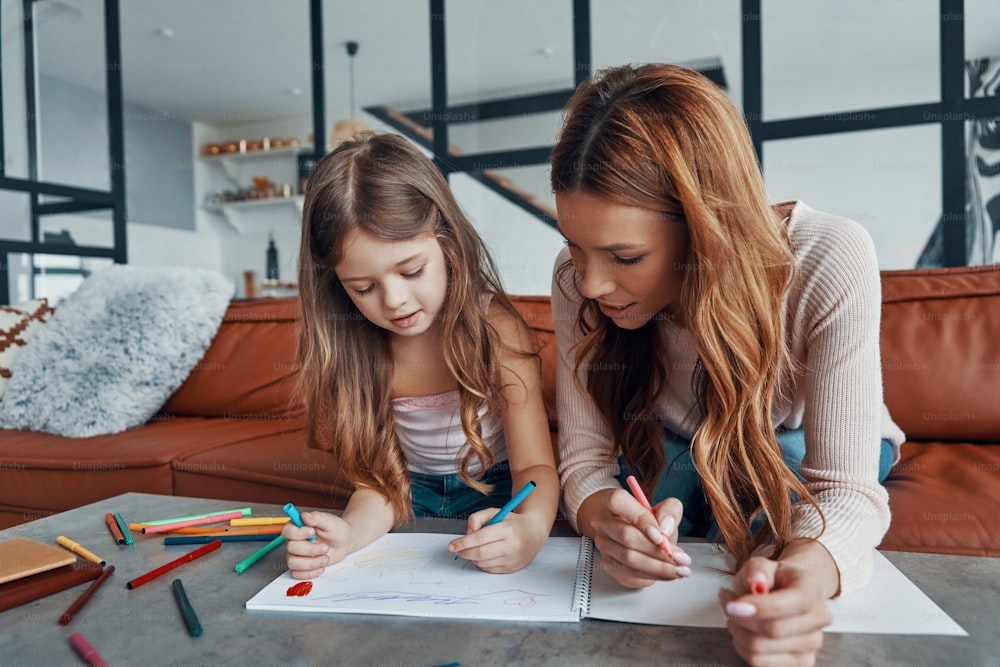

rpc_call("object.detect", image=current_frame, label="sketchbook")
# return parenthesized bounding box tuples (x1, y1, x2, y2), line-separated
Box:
(245, 533, 966, 635)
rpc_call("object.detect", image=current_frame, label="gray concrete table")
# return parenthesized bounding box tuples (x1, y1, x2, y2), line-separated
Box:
(1, 493, 997, 666)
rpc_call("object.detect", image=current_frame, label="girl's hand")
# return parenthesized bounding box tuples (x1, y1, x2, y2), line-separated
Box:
(718, 556, 833, 666)
(581, 488, 691, 588)
(282, 510, 351, 579)
(448, 508, 550, 573)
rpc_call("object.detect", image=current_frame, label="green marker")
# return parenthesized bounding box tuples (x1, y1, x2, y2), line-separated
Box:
(233, 535, 286, 574)
(141, 508, 252, 525)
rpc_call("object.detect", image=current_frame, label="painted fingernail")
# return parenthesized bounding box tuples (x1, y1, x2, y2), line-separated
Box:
(726, 601, 758, 617)
(659, 516, 675, 536)
(672, 550, 692, 566)
(645, 525, 665, 544)
(675, 566, 691, 577)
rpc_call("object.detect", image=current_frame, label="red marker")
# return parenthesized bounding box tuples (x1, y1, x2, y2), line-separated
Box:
(625, 475, 674, 560)
(126, 540, 222, 589)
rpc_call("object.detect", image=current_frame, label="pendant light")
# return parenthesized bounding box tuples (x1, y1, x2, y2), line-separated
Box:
(331, 40, 372, 147)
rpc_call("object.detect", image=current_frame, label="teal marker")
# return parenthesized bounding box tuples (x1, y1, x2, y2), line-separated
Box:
(113, 512, 134, 545)
(172, 579, 203, 637)
(455, 480, 537, 559)
(283, 503, 315, 542)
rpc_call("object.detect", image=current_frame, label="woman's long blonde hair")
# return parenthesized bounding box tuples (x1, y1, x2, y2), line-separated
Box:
(551, 64, 822, 565)
(299, 132, 527, 523)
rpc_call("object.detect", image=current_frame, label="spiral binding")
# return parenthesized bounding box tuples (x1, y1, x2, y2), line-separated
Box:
(571, 536, 596, 618)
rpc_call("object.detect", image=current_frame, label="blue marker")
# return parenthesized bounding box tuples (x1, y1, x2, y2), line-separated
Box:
(485, 480, 536, 526)
(283, 503, 315, 542)
(455, 481, 536, 559)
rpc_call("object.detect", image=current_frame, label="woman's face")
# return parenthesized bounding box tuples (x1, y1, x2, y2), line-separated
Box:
(556, 191, 690, 330)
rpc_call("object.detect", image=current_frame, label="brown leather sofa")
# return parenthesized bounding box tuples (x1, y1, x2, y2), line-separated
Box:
(1, 267, 998, 560)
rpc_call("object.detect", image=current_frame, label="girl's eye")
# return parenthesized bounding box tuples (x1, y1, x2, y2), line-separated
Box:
(354, 284, 375, 296)
(403, 267, 425, 279)
(614, 255, 643, 266)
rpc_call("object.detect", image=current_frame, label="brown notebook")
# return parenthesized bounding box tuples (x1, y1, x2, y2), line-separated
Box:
(0, 557, 103, 613)
(0, 537, 76, 585)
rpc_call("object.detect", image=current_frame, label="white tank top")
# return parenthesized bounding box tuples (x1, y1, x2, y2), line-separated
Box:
(392, 390, 508, 475)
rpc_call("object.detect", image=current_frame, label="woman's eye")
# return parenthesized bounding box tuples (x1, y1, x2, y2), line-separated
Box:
(614, 255, 643, 266)
(354, 284, 375, 296)
(403, 267, 425, 279)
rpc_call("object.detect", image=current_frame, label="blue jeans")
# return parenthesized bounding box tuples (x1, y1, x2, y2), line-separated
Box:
(617, 428, 895, 538)
(409, 461, 513, 519)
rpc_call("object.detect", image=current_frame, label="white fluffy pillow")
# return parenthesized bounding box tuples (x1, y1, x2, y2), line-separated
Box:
(0, 266, 234, 437)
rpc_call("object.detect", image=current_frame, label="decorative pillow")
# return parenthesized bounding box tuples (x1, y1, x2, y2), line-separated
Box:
(0, 298, 53, 401)
(0, 266, 234, 437)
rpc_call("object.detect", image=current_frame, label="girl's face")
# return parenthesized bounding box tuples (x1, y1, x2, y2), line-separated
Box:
(556, 191, 690, 330)
(334, 228, 449, 338)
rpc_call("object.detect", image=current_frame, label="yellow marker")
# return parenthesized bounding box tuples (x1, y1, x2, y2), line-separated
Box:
(56, 536, 106, 566)
(230, 517, 291, 527)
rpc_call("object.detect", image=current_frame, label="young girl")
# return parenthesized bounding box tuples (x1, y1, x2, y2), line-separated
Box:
(550, 64, 904, 665)
(283, 132, 558, 577)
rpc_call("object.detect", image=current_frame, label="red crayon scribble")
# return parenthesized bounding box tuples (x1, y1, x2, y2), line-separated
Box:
(286, 581, 313, 597)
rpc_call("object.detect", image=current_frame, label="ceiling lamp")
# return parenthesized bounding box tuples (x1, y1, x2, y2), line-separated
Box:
(331, 40, 373, 148)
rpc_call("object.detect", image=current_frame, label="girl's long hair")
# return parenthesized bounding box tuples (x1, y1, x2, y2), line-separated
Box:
(299, 132, 527, 523)
(551, 64, 821, 565)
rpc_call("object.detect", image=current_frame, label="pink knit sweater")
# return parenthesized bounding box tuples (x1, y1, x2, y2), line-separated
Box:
(551, 201, 905, 594)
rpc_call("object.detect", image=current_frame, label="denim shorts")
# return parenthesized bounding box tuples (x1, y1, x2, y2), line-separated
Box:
(617, 427, 896, 538)
(409, 460, 513, 519)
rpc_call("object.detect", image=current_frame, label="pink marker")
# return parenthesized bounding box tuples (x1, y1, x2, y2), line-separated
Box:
(625, 475, 675, 560)
(68, 632, 109, 667)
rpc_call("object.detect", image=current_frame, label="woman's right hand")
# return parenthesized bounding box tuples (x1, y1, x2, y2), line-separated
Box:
(282, 510, 351, 579)
(579, 488, 692, 588)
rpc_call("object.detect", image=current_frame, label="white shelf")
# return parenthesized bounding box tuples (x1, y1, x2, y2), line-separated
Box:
(205, 195, 305, 232)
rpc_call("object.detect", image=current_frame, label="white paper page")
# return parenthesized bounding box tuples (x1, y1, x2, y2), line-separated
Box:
(246, 533, 584, 622)
(586, 543, 967, 636)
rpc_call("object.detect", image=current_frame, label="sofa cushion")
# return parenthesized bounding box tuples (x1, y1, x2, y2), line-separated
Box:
(173, 428, 351, 510)
(163, 299, 304, 419)
(0, 267, 233, 437)
(880, 266, 1000, 441)
(509, 296, 558, 431)
(881, 440, 1000, 556)
(0, 415, 302, 524)
(0, 298, 52, 400)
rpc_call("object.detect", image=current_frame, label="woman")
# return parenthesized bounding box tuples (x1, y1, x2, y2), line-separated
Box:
(551, 63, 904, 665)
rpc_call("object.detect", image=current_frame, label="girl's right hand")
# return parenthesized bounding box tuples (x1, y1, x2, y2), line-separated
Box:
(282, 510, 350, 579)
(582, 488, 691, 588)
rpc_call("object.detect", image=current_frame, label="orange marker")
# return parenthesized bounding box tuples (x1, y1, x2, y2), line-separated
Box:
(625, 475, 675, 560)
(104, 513, 125, 544)
(140, 511, 244, 535)
(230, 517, 290, 527)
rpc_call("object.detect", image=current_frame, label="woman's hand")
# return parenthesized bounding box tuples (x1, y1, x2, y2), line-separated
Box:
(718, 545, 836, 666)
(579, 488, 692, 588)
(448, 507, 550, 573)
(282, 510, 351, 579)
